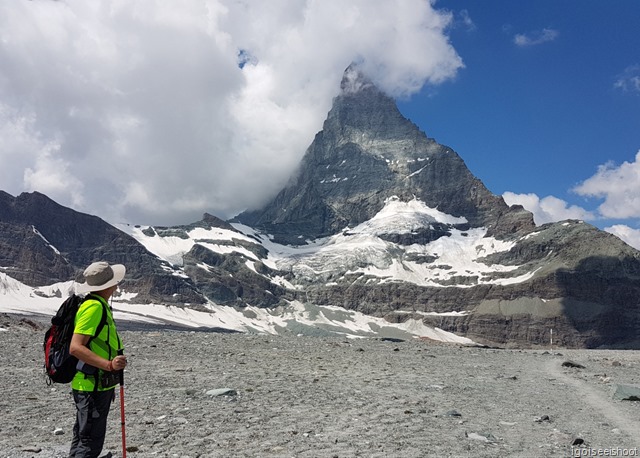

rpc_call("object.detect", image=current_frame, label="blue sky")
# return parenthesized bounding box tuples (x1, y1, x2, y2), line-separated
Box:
(398, 1, 640, 247)
(0, 1, 639, 248)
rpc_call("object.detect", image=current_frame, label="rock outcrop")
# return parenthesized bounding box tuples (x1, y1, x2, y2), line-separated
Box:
(0, 191, 204, 305)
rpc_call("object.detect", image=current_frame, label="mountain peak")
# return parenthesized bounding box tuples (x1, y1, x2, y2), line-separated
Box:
(339, 64, 375, 94)
(236, 68, 532, 243)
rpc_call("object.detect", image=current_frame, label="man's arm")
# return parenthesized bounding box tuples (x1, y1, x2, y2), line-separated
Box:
(69, 334, 127, 371)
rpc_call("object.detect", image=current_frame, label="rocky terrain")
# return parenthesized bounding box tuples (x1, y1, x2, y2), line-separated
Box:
(1, 315, 639, 457)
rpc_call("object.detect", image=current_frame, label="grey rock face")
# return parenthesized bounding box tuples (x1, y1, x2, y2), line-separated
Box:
(0, 191, 204, 305)
(183, 244, 288, 308)
(235, 67, 534, 243)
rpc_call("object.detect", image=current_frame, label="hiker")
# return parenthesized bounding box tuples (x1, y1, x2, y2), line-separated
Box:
(69, 261, 128, 458)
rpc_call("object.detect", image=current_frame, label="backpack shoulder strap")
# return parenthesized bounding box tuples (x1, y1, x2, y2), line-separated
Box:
(85, 295, 110, 342)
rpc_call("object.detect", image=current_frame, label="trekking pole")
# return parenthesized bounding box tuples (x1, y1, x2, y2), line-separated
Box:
(119, 357, 127, 458)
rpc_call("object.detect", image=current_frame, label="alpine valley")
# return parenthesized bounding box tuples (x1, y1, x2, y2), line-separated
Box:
(2, 67, 639, 349)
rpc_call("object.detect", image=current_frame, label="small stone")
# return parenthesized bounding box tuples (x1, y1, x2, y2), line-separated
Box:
(445, 410, 462, 417)
(427, 384, 444, 390)
(466, 431, 496, 443)
(534, 415, 551, 423)
(562, 361, 585, 369)
(612, 384, 640, 401)
(206, 388, 237, 397)
(21, 447, 42, 453)
(572, 438, 585, 446)
(53, 428, 64, 435)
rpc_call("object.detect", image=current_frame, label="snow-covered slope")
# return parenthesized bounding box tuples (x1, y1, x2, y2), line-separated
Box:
(2, 196, 499, 343)
(40, 194, 535, 343)
(0, 272, 475, 344)
(5, 194, 634, 347)
(120, 196, 535, 292)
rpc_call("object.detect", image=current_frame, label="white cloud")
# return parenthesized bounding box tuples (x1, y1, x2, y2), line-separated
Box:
(514, 28, 559, 47)
(503, 152, 640, 251)
(0, 0, 463, 225)
(458, 9, 476, 32)
(502, 192, 594, 225)
(605, 225, 640, 251)
(573, 151, 640, 219)
(614, 65, 640, 94)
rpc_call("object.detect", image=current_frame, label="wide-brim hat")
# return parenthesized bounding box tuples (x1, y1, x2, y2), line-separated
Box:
(76, 261, 126, 293)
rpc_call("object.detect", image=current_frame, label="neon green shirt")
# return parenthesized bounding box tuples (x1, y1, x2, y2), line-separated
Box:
(71, 294, 124, 391)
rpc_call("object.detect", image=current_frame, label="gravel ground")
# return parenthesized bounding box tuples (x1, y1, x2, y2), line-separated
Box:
(1, 315, 639, 458)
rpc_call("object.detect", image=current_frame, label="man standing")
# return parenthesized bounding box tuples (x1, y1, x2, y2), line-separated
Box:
(69, 261, 128, 458)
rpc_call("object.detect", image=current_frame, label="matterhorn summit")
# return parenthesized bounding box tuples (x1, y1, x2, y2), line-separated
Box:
(236, 65, 534, 245)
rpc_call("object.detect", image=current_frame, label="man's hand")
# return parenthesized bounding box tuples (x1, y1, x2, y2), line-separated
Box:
(111, 355, 127, 371)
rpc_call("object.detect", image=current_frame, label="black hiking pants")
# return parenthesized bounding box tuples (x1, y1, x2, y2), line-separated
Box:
(69, 388, 115, 458)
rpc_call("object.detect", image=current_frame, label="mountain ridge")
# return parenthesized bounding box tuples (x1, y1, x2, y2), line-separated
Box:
(1, 66, 639, 348)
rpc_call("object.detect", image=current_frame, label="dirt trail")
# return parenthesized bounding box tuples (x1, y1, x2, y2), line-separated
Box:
(545, 358, 640, 449)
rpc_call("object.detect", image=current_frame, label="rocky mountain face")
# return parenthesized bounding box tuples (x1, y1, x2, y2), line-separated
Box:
(2, 67, 639, 348)
(230, 66, 640, 349)
(137, 213, 288, 309)
(0, 191, 204, 305)
(236, 66, 535, 243)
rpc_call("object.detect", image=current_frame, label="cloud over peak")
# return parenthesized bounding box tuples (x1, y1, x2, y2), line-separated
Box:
(0, 0, 463, 225)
